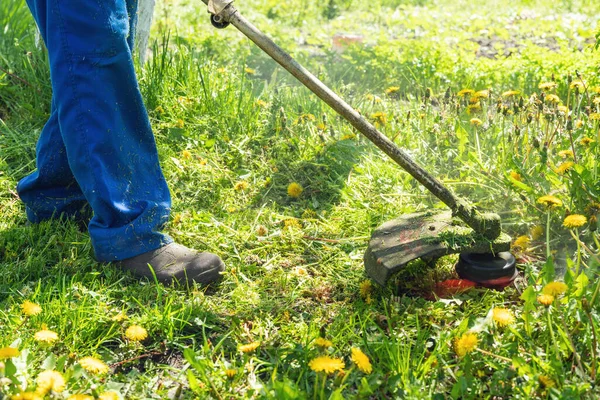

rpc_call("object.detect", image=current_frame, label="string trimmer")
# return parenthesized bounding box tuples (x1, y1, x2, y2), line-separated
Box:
(202, 0, 515, 287)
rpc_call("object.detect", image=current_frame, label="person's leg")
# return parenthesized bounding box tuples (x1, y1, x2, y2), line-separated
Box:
(17, 97, 90, 223)
(22, 0, 224, 283)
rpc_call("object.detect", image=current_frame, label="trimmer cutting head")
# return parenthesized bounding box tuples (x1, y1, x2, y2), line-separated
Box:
(364, 210, 512, 286)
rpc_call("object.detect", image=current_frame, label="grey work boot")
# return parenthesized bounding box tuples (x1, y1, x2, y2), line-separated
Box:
(116, 243, 225, 285)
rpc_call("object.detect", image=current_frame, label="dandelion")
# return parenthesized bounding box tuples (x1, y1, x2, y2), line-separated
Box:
(238, 342, 260, 353)
(154, 105, 165, 114)
(509, 171, 522, 181)
(36, 370, 65, 394)
(175, 119, 185, 128)
(359, 280, 372, 299)
(545, 94, 560, 104)
(454, 332, 478, 357)
(590, 113, 600, 121)
(537, 294, 554, 306)
(512, 235, 530, 250)
(538, 82, 557, 91)
(256, 225, 268, 236)
(125, 325, 148, 342)
(10, 393, 42, 400)
(502, 90, 520, 98)
(542, 281, 568, 296)
(234, 181, 249, 191)
(538, 375, 555, 388)
(0, 347, 19, 359)
(492, 308, 515, 327)
(557, 149, 573, 159)
(570, 81, 585, 90)
(371, 112, 387, 125)
(530, 225, 544, 240)
(314, 337, 333, 348)
(557, 105, 568, 113)
(181, 150, 192, 160)
(563, 214, 587, 229)
(283, 218, 302, 230)
(351, 348, 373, 374)
(537, 195, 562, 208)
(580, 137, 594, 146)
(287, 182, 303, 198)
(308, 356, 345, 374)
(78, 357, 109, 375)
(255, 99, 268, 108)
(575, 120, 584, 128)
(34, 329, 59, 344)
(293, 266, 307, 276)
(473, 90, 489, 99)
(67, 395, 94, 400)
(244, 67, 256, 75)
(467, 103, 481, 114)
(21, 300, 42, 316)
(555, 161, 574, 175)
(470, 118, 483, 126)
(457, 89, 474, 97)
(98, 392, 119, 400)
(385, 86, 400, 95)
(225, 369, 237, 378)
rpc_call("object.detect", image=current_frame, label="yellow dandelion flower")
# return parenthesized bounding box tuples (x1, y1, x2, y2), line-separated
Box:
(570, 81, 584, 90)
(537, 294, 554, 306)
(287, 182, 303, 198)
(36, 370, 65, 394)
(590, 113, 600, 121)
(181, 150, 192, 160)
(244, 67, 256, 75)
(557, 105, 568, 113)
(283, 218, 302, 230)
(308, 356, 345, 374)
(531, 225, 544, 240)
(98, 392, 119, 400)
(366, 94, 375, 101)
(467, 103, 481, 114)
(473, 90, 489, 99)
(557, 149, 574, 159)
(545, 94, 560, 104)
(67, 395, 94, 400)
(575, 119, 584, 128)
(125, 325, 148, 342)
(350, 348, 372, 374)
(314, 337, 333, 348)
(563, 214, 587, 229)
(34, 330, 59, 344)
(293, 266, 307, 276)
(457, 89, 474, 97)
(580, 137, 594, 146)
(454, 332, 478, 357)
(154, 105, 165, 114)
(537, 195, 562, 208)
(234, 181, 249, 191)
(509, 171, 522, 181)
(492, 308, 515, 327)
(0, 347, 20, 359)
(555, 161, 574, 175)
(175, 119, 185, 129)
(238, 342, 260, 353)
(78, 357, 109, 375)
(10, 393, 43, 400)
(256, 99, 268, 108)
(538, 82, 557, 91)
(470, 118, 483, 126)
(542, 281, 568, 296)
(512, 235, 530, 250)
(593, 96, 600, 104)
(371, 112, 387, 125)
(225, 369, 237, 378)
(538, 375, 555, 388)
(359, 280, 373, 299)
(385, 86, 400, 95)
(502, 90, 520, 98)
(21, 300, 42, 316)
(340, 133, 356, 140)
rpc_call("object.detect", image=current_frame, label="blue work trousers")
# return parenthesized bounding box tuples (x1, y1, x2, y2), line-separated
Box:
(17, 0, 173, 261)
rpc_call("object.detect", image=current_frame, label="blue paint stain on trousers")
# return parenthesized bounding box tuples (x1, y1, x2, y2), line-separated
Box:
(17, 0, 173, 261)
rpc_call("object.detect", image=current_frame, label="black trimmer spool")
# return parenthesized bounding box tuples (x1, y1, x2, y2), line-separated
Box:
(455, 251, 517, 289)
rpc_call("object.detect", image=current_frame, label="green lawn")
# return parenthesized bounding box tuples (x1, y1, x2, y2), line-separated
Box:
(1, 0, 600, 398)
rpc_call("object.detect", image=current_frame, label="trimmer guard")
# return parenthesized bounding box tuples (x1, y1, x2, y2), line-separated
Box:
(364, 210, 511, 286)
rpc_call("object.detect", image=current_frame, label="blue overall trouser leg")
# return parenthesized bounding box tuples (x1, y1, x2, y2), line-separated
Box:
(17, 0, 173, 262)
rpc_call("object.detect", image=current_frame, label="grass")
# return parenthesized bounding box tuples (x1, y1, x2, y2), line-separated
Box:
(1, 0, 600, 398)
